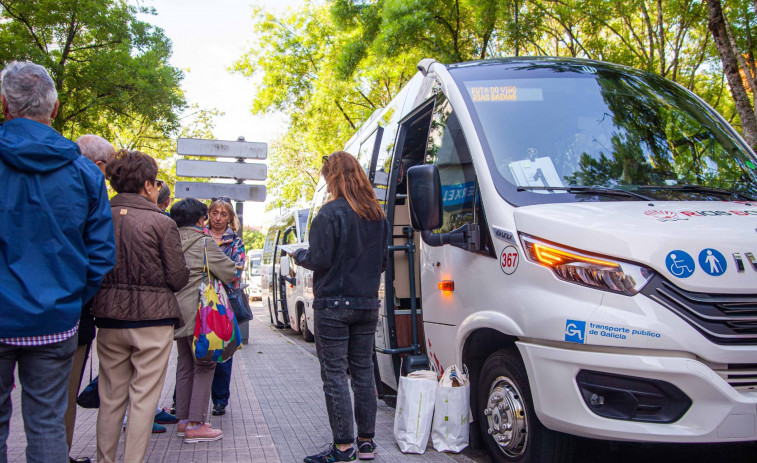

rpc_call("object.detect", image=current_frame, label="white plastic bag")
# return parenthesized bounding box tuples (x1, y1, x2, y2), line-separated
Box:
(431, 365, 470, 453)
(393, 369, 438, 454)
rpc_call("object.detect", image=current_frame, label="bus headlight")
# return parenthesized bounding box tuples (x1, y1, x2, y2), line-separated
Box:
(521, 234, 654, 295)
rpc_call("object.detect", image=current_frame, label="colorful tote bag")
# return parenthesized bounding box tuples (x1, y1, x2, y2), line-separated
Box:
(193, 239, 242, 362)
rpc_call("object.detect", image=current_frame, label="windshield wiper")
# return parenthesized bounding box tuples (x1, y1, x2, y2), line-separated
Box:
(638, 184, 755, 201)
(517, 185, 655, 201)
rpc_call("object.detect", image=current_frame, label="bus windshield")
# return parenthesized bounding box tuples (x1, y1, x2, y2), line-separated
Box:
(450, 59, 757, 205)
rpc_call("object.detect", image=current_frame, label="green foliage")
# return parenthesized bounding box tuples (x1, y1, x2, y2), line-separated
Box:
(234, 1, 412, 210)
(0, 0, 186, 139)
(242, 226, 265, 252)
(235, 0, 756, 211)
(0, 1, 222, 198)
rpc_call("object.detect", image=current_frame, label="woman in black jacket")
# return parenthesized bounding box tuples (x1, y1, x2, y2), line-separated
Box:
(294, 151, 390, 463)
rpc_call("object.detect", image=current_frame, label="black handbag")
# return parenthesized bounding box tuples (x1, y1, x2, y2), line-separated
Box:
(76, 358, 100, 409)
(228, 287, 253, 323)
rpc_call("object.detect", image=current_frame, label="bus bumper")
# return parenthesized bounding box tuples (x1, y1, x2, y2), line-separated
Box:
(517, 342, 757, 442)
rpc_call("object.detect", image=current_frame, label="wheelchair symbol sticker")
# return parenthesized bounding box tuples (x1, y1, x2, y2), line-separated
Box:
(698, 248, 727, 276)
(665, 250, 695, 278)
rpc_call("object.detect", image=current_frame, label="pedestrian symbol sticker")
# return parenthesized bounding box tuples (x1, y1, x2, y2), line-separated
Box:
(698, 248, 727, 276)
(665, 250, 695, 278)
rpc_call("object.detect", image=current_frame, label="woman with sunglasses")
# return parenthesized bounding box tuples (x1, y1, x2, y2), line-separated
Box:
(205, 196, 246, 416)
(90, 150, 189, 463)
(293, 151, 390, 463)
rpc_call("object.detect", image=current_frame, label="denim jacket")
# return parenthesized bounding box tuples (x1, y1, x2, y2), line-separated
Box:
(294, 198, 390, 310)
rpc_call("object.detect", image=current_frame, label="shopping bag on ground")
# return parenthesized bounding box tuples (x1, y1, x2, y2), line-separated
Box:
(432, 364, 470, 453)
(393, 368, 438, 454)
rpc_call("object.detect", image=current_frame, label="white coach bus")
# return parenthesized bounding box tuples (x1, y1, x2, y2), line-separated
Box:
(299, 57, 757, 462)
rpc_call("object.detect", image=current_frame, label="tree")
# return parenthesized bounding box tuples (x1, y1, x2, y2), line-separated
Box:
(234, 2, 411, 210)
(706, 0, 757, 149)
(0, 0, 185, 139)
(242, 226, 265, 252)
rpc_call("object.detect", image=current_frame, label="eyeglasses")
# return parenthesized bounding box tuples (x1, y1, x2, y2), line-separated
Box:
(212, 196, 232, 203)
(155, 180, 164, 188)
(322, 155, 329, 164)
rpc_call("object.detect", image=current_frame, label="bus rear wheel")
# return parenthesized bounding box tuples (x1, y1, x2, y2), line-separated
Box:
(477, 349, 574, 462)
(300, 311, 314, 342)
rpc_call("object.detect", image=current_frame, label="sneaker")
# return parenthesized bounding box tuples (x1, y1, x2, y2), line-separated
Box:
(183, 423, 223, 443)
(155, 408, 179, 424)
(177, 420, 188, 437)
(357, 440, 376, 460)
(211, 403, 226, 416)
(152, 422, 166, 434)
(303, 443, 356, 463)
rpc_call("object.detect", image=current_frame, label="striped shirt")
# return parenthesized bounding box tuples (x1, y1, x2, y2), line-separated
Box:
(0, 321, 79, 346)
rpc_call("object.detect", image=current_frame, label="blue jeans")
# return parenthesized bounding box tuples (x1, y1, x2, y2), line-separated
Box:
(315, 308, 378, 445)
(211, 357, 232, 406)
(0, 334, 77, 463)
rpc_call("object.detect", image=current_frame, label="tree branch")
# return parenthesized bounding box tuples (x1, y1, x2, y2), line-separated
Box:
(334, 99, 356, 130)
(0, 1, 48, 54)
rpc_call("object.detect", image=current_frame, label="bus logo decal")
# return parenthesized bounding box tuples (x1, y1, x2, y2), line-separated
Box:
(492, 226, 516, 244)
(565, 320, 586, 344)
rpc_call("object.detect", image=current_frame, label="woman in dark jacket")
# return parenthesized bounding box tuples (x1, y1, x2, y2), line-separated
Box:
(294, 151, 390, 463)
(91, 150, 189, 463)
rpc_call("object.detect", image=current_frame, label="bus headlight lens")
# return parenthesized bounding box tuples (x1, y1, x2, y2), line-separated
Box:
(521, 234, 654, 295)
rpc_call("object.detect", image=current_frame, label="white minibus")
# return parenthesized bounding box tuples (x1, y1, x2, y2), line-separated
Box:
(296, 57, 757, 462)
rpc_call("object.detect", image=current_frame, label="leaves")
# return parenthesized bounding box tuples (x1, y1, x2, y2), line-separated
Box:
(0, 0, 187, 148)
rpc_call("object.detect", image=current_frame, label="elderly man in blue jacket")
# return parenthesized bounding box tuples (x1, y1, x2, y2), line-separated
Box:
(0, 61, 116, 463)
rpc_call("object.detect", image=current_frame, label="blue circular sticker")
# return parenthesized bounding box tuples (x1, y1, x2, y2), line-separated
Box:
(665, 250, 695, 278)
(698, 248, 727, 276)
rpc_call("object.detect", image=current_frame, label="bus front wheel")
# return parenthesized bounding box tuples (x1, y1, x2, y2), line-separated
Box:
(477, 349, 574, 462)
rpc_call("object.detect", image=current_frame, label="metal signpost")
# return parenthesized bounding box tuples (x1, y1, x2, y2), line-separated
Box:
(176, 136, 268, 344)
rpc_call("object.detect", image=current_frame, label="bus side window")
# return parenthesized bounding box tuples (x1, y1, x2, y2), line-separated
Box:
(425, 93, 495, 256)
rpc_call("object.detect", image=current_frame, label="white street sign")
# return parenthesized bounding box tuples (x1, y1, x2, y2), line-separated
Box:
(177, 138, 267, 159)
(175, 182, 266, 202)
(176, 159, 267, 181)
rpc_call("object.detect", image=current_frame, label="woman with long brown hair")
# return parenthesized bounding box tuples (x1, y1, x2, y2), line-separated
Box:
(293, 151, 390, 462)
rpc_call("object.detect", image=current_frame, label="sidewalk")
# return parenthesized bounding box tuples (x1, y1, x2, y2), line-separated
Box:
(5, 301, 483, 463)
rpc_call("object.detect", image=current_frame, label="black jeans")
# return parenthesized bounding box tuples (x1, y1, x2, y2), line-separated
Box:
(315, 307, 378, 445)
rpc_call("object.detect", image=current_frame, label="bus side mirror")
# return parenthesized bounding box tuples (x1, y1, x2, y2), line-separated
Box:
(407, 164, 482, 252)
(279, 254, 290, 276)
(407, 164, 442, 231)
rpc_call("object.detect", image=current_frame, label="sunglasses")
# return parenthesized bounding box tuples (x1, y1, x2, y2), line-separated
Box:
(155, 180, 164, 188)
(212, 196, 232, 204)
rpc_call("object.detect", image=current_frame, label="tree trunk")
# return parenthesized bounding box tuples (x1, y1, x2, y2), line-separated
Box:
(706, 0, 757, 150)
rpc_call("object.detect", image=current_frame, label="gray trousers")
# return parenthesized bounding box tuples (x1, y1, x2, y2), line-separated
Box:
(175, 336, 217, 423)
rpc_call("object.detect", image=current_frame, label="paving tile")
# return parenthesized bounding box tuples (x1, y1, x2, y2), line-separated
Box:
(4, 302, 478, 463)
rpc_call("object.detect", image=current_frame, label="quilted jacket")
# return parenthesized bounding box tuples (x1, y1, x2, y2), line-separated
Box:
(92, 193, 189, 326)
(174, 226, 236, 339)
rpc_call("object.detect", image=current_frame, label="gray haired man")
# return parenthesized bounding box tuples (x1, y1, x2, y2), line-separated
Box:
(0, 61, 116, 463)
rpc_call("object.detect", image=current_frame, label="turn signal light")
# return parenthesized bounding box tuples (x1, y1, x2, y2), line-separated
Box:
(438, 280, 455, 291)
(521, 234, 653, 295)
